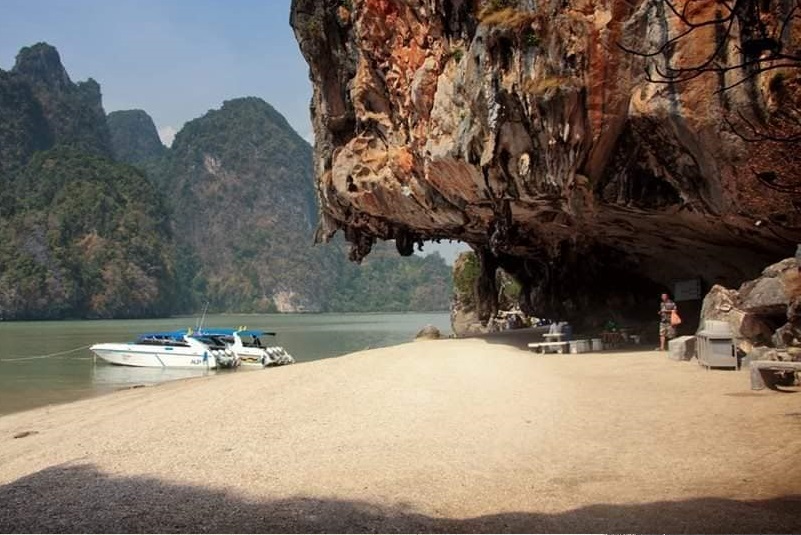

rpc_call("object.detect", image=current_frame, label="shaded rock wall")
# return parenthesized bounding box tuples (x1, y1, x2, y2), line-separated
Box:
(292, 0, 801, 324)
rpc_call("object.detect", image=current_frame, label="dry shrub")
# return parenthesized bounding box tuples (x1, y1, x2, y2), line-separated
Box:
(479, 7, 538, 30)
(524, 75, 578, 96)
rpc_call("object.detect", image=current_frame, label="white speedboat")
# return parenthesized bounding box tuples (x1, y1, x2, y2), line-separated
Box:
(190, 328, 295, 367)
(90, 331, 229, 369)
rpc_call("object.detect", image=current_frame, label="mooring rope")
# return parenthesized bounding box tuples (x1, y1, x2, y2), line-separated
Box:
(0, 345, 93, 363)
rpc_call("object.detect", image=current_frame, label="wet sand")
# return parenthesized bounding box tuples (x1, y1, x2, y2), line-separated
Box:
(1, 336, 799, 532)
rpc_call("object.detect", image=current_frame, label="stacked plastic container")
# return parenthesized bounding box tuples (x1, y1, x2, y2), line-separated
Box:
(569, 340, 591, 353)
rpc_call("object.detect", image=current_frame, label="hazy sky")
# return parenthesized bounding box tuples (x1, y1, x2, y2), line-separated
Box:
(0, 0, 469, 262)
(0, 0, 312, 145)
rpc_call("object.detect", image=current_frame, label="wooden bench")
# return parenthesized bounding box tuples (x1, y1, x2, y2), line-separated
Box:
(527, 341, 570, 354)
(750, 360, 801, 390)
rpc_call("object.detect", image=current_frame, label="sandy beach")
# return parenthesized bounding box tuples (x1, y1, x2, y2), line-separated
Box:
(1, 334, 799, 533)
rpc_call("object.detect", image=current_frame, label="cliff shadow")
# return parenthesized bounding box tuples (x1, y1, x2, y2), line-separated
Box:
(1, 463, 799, 533)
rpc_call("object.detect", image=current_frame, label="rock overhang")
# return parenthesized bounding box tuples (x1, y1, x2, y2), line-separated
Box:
(292, 0, 801, 323)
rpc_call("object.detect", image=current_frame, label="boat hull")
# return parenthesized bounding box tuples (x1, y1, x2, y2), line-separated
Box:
(90, 344, 217, 369)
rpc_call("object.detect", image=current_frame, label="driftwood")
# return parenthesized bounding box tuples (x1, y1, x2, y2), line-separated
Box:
(749, 360, 801, 390)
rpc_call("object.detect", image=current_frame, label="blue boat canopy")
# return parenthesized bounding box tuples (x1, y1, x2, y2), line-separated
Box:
(134, 328, 276, 342)
(191, 328, 277, 337)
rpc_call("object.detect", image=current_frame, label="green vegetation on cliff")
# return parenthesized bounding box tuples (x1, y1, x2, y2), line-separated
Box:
(0, 43, 452, 319)
(0, 147, 175, 319)
(0, 70, 51, 178)
(453, 251, 480, 311)
(156, 97, 322, 312)
(10, 43, 111, 158)
(453, 251, 520, 313)
(0, 44, 174, 320)
(330, 246, 452, 312)
(156, 97, 451, 313)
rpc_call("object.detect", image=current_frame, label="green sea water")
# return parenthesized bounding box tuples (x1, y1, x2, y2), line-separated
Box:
(0, 312, 451, 417)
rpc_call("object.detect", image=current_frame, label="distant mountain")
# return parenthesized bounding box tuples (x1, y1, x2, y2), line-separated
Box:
(8, 43, 111, 158)
(0, 147, 176, 319)
(157, 97, 325, 312)
(0, 44, 175, 320)
(0, 43, 451, 319)
(153, 97, 453, 313)
(107, 109, 166, 166)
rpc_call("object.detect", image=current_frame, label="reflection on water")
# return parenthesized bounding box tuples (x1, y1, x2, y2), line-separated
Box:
(90, 365, 215, 389)
(0, 312, 451, 416)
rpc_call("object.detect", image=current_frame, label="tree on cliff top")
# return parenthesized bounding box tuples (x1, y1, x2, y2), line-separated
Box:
(622, 1, 800, 91)
(620, 0, 801, 193)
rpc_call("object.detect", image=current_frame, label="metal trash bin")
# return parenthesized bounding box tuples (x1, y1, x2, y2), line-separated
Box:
(696, 320, 737, 369)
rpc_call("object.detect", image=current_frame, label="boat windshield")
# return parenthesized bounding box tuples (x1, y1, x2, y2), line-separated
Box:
(135, 333, 189, 347)
(242, 335, 265, 348)
(192, 334, 231, 350)
(189, 328, 275, 348)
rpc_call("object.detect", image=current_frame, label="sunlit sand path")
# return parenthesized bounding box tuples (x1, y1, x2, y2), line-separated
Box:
(1, 337, 799, 532)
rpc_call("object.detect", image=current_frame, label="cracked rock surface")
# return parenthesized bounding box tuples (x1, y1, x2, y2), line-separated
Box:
(292, 0, 801, 323)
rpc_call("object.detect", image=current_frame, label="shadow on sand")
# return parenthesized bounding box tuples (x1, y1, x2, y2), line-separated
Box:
(1, 463, 798, 533)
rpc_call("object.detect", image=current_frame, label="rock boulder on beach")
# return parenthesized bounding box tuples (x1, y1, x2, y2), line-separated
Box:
(701, 257, 801, 358)
(416, 325, 442, 340)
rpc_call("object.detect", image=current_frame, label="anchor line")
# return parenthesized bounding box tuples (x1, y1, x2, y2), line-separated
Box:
(0, 345, 93, 363)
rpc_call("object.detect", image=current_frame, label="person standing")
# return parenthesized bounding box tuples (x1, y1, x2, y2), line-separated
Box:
(658, 293, 677, 351)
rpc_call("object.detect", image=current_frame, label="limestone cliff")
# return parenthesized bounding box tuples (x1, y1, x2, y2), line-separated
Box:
(0, 43, 111, 178)
(292, 0, 801, 324)
(0, 44, 175, 320)
(107, 109, 166, 166)
(158, 97, 324, 313)
(10, 43, 112, 158)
